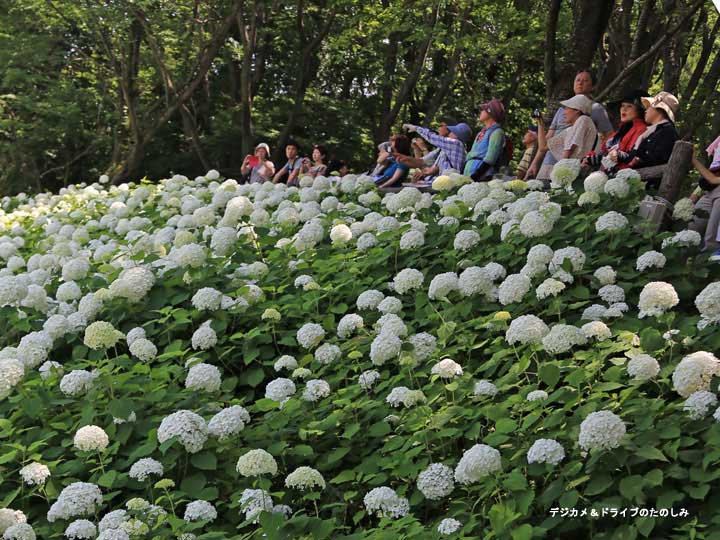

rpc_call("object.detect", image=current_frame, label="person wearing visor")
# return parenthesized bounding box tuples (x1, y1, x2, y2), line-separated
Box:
(398, 120, 471, 184)
(464, 98, 507, 181)
(241, 142, 275, 183)
(536, 94, 598, 179)
(583, 90, 648, 172)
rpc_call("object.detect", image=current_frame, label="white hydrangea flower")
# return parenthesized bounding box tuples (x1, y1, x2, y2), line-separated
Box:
(128, 338, 157, 362)
(695, 282, 720, 329)
(97, 530, 129, 540)
(593, 266, 616, 285)
(505, 315, 549, 345)
(637, 281, 679, 318)
(357, 289, 385, 310)
(183, 500, 217, 522)
(431, 358, 463, 379)
(437, 518, 462, 535)
(536, 278, 565, 300)
(236, 449, 277, 477)
(19, 462, 50, 486)
(392, 269, 424, 295)
(542, 324, 587, 354)
(583, 171, 608, 193)
(457, 266, 494, 298)
(59, 370, 98, 397)
(337, 314, 363, 339)
(375, 313, 407, 337)
(128, 458, 164, 482)
(408, 332, 437, 362)
(272, 356, 297, 373)
(157, 410, 208, 453)
(417, 463, 455, 500)
(595, 211, 629, 233)
(73, 425, 109, 452)
(473, 380, 499, 397)
(98, 509, 128, 532)
(296, 323, 325, 349)
(302, 379, 330, 402)
(581, 304, 608, 321)
(578, 410, 626, 451)
(598, 284, 625, 304)
(356, 232, 378, 250)
(377, 296, 402, 314)
(293, 366, 312, 379)
(0, 358, 24, 399)
(453, 229, 480, 251)
(3, 523, 35, 540)
(626, 353, 660, 381)
(191, 288, 223, 311)
(191, 321, 217, 350)
(581, 321, 611, 341)
(370, 332, 402, 366)
(527, 438, 565, 465)
(661, 229, 701, 250)
(47, 482, 103, 522)
(265, 378, 296, 406)
(0, 509, 26, 534)
(185, 363, 222, 392)
(239, 489, 274, 523)
(358, 370, 380, 390)
(497, 273, 531, 305)
(428, 272, 459, 301)
(83, 321, 123, 350)
(399, 229, 425, 250)
(454, 444, 502, 484)
(526, 390, 548, 402)
(64, 519, 97, 540)
(363, 487, 409, 519)
(683, 391, 717, 420)
(108, 266, 155, 303)
(672, 197, 695, 221)
(549, 159, 581, 191)
(604, 176, 630, 198)
(285, 466, 325, 491)
(636, 250, 666, 271)
(672, 352, 720, 397)
(207, 405, 250, 441)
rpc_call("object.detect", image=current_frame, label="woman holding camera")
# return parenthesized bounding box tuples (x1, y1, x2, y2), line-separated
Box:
(241, 143, 275, 183)
(300, 144, 329, 178)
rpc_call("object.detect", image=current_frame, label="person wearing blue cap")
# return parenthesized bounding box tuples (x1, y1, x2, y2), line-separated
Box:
(399, 120, 470, 184)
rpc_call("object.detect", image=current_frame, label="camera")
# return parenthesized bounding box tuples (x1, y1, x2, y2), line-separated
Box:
(532, 109, 542, 119)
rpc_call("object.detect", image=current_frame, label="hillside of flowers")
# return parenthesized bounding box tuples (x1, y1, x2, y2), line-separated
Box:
(1, 164, 720, 540)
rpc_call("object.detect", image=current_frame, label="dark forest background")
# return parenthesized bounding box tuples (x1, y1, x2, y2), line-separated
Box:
(1, 0, 719, 194)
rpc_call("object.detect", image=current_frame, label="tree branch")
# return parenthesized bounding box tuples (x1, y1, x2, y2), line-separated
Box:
(595, 0, 704, 101)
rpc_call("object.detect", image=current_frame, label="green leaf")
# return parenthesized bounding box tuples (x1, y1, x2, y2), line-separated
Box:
(639, 328, 664, 352)
(180, 473, 206, 495)
(538, 363, 560, 388)
(585, 474, 614, 496)
(191, 451, 217, 471)
(636, 517, 655, 538)
(619, 475, 644, 501)
(109, 399, 134, 420)
(330, 470, 355, 484)
(635, 447, 668, 462)
(511, 524, 533, 540)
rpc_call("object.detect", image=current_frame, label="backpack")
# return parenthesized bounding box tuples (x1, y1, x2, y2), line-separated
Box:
(495, 135, 513, 168)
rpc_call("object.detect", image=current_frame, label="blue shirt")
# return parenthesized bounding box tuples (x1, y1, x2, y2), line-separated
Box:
(374, 158, 409, 186)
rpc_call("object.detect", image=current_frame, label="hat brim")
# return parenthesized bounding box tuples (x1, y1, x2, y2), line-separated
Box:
(641, 98, 675, 122)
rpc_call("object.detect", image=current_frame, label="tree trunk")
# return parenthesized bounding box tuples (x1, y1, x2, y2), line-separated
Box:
(683, 17, 720, 102)
(543, 0, 562, 108)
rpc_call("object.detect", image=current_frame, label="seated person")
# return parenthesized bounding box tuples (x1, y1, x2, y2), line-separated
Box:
(583, 91, 648, 172)
(536, 95, 598, 178)
(374, 134, 412, 188)
(610, 92, 679, 185)
(516, 126, 538, 179)
(396, 121, 471, 184)
(272, 140, 303, 185)
(327, 159, 348, 177)
(241, 142, 275, 183)
(689, 139, 720, 258)
(300, 144, 329, 178)
(464, 98, 507, 181)
(525, 69, 613, 179)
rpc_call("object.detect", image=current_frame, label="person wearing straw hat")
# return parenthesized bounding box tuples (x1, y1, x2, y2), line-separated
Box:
(611, 91, 679, 178)
(535, 94, 598, 179)
(241, 142, 275, 183)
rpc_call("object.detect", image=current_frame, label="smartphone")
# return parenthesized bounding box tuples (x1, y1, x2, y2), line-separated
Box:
(248, 155, 260, 168)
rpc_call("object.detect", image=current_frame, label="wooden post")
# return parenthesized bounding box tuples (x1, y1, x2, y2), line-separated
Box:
(657, 140, 693, 203)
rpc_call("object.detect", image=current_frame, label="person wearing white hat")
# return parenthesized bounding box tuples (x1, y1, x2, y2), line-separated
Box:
(611, 91, 679, 185)
(241, 142, 276, 183)
(535, 94, 598, 178)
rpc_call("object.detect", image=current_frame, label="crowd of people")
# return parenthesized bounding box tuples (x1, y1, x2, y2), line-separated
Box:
(239, 68, 720, 261)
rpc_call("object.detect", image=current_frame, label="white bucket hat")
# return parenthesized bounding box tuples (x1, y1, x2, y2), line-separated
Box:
(255, 142, 271, 154)
(560, 95, 593, 116)
(641, 91, 679, 123)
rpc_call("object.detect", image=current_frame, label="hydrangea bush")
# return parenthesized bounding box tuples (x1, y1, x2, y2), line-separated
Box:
(0, 169, 718, 539)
